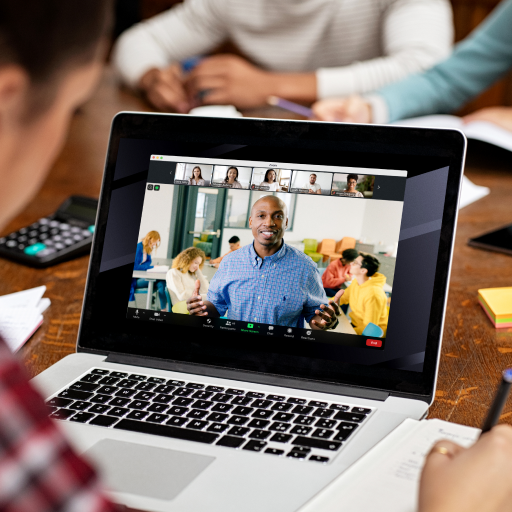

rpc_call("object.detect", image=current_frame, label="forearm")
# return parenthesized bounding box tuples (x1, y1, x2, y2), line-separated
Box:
(268, 72, 317, 103)
(203, 300, 221, 317)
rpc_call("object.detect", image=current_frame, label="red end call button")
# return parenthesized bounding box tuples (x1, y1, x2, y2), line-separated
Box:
(366, 339, 383, 348)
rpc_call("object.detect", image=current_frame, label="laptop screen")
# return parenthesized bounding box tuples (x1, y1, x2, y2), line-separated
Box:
(81, 114, 464, 400)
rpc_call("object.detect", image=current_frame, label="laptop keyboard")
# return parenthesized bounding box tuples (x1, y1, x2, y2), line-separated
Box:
(45, 369, 374, 464)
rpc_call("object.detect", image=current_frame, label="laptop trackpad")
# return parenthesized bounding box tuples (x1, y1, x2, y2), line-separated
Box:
(84, 439, 215, 500)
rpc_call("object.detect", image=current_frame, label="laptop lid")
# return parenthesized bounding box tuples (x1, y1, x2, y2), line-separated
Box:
(78, 113, 465, 403)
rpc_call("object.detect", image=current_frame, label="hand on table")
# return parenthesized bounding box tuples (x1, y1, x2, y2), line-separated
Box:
(419, 425, 512, 512)
(186, 280, 207, 316)
(139, 64, 190, 113)
(310, 289, 344, 330)
(312, 96, 372, 123)
(463, 106, 512, 133)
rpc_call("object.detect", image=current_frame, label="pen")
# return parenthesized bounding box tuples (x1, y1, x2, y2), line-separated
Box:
(480, 368, 512, 434)
(267, 96, 313, 118)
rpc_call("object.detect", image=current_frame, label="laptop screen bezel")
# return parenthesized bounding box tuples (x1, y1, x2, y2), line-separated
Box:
(78, 113, 465, 402)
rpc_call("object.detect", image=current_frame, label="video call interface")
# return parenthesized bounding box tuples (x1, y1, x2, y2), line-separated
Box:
(126, 155, 407, 351)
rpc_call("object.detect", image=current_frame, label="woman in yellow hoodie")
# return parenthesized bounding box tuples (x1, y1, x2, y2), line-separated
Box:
(339, 253, 388, 336)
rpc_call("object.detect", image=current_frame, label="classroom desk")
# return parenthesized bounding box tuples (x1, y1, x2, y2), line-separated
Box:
(1, 68, 512, 431)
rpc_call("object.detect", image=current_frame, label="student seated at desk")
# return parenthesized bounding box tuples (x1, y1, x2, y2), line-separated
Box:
(166, 247, 209, 305)
(129, 230, 169, 311)
(210, 236, 240, 268)
(338, 253, 389, 336)
(312, 0, 512, 132)
(322, 248, 359, 297)
(111, 0, 453, 112)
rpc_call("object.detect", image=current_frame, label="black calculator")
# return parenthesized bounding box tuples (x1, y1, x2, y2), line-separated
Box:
(0, 196, 98, 268)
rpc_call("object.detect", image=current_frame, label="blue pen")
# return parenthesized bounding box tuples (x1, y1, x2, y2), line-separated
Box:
(480, 368, 512, 434)
(267, 96, 313, 118)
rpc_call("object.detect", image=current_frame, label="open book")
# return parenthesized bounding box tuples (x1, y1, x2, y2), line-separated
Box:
(298, 418, 479, 512)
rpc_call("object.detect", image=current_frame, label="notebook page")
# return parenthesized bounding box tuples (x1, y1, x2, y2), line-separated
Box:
(298, 418, 479, 512)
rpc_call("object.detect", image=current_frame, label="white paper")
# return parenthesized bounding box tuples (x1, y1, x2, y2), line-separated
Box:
(189, 105, 243, 118)
(147, 265, 170, 273)
(459, 175, 490, 209)
(299, 418, 479, 512)
(0, 285, 45, 308)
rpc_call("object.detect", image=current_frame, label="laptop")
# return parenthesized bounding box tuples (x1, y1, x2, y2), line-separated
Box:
(32, 113, 466, 512)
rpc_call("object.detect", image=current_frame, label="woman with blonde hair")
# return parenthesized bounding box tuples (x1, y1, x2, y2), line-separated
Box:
(129, 230, 169, 310)
(166, 247, 209, 307)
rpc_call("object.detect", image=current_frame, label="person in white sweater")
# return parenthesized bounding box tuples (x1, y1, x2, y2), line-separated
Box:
(166, 247, 210, 307)
(112, 0, 453, 112)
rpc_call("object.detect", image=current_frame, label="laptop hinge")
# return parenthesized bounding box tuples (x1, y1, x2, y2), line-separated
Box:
(105, 353, 389, 402)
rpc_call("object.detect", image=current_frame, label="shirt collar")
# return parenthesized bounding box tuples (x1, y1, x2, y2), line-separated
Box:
(249, 240, 287, 267)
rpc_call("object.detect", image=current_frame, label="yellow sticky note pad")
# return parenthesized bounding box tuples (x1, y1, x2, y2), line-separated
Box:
(478, 287, 512, 328)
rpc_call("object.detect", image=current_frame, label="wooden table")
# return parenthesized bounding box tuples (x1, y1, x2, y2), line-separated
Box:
(1, 68, 512, 429)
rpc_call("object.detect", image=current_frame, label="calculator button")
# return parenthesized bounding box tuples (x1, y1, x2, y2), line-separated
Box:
(50, 228, 59, 235)
(6, 240, 16, 248)
(28, 230, 38, 237)
(39, 218, 49, 224)
(88, 225, 95, 233)
(53, 235, 62, 241)
(39, 225, 49, 232)
(39, 233, 48, 240)
(54, 243, 65, 250)
(28, 238, 38, 245)
(73, 234, 83, 241)
(37, 248, 56, 257)
(7, 233, 17, 239)
(17, 235, 27, 242)
(0, 237, 5, 244)
(59, 223, 70, 230)
(18, 244, 26, 250)
(49, 220, 59, 227)
(64, 238, 73, 246)
(70, 226, 81, 233)
(24, 243, 46, 256)
(18, 227, 28, 234)
(82, 230, 91, 237)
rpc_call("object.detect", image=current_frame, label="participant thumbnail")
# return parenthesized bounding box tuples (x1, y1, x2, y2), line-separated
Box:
(174, 163, 213, 186)
(211, 165, 252, 189)
(251, 168, 292, 192)
(332, 173, 374, 198)
(290, 171, 332, 196)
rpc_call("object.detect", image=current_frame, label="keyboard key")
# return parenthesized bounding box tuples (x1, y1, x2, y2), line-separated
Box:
(309, 401, 327, 408)
(329, 404, 349, 411)
(291, 446, 311, 454)
(109, 397, 130, 407)
(310, 455, 329, 463)
(128, 400, 150, 410)
(192, 391, 213, 400)
(167, 416, 188, 427)
(249, 429, 271, 440)
(352, 407, 371, 414)
(110, 372, 128, 378)
(265, 448, 284, 455)
(90, 394, 112, 404)
(173, 387, 194, 397)
(292, 436, 341, 451)
(290, 426, 312, 435)
(246, 392, 265, 399)
(98, 377, 120, 386)
(207, 412, 228, 422)
(127, 410, 149, 420)
(167, 380, 185, 386)
(225, 388, 244, 395)
(187, 420, 208, 430)
(133, 392, 155, 401)
(287, 451, 306, 459)
(266, 395, 285, 401)
(334, 422, 359, 439)
(168, 406, 188, 416)
(231, 396, 253, 406)
(292, 406, 313, 415)
(243, 440, 266, 452)
(46, 397, 73, 408)
(192, 400, 213, 410)
(205, 385, 224, 392)
(69, 412, 95, 423)
(80, 374, 102, 383)
(58, 389, 93, 401)
(316, 419, 337, 429)
(232, 406, 253, 416)
(173, 397, 194, 407)
(148, 403, 169, 413)
(313, 408, 334, 418)
(273, 413, 294, 422)
(287, 397, 307, 404)
(333, 412, 365, 423)
(147, 377, 166, 384)
(212, 393, 232, 403)
(228, 427, 250, 437)
(135, 382, 156, 391)
(212, 403, 233, 413)
(251, 409, 273, 419)
(216, 436, 244, 448)
(207, 423, 228, 433)
(115, 388, 137, 398)
(312, 428, 334, 439)
(293, 415, 315, 425)
(97, 386, 116, 395)
(271, 402, 292, 412)
(51, 408, 76, 420)
(69, 401, 91, 411)
(153, 394, 174, 404)
(129, 374, 147, 381)
(115, 419, 218, 443)
(252, 399, 272, 409)
(147, 413, 169, 423)
(187, 409, 208, 419)
(186, 382, 204, 389)
(227, 416, 249, 426)
(154, 385, 175, 394)
(269, 422, 290, 432)
(270, 433, 292, 443)
(89, 404, 110, 414)
(91, 369, 109, 375)
(89, 415, 119, 427)
(109, 407, 129, 417)
(248, 419, 270, 429)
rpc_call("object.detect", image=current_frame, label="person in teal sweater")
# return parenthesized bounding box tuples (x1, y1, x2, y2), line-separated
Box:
(312, 0, 512, 132)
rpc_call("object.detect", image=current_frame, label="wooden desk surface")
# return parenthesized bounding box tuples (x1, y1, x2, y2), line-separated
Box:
(1, 69, 512, 429)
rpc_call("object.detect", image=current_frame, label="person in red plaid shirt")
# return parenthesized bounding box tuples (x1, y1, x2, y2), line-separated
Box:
(0, 2, 118, 511)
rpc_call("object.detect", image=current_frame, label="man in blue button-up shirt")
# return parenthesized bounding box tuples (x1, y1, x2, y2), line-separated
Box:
(187, 195, 342, 329)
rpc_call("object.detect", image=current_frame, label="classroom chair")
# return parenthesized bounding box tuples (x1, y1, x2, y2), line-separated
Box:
(317, 238, 340, 262)
(303, 238, 322, 264)
(336, 237, 356, 255)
